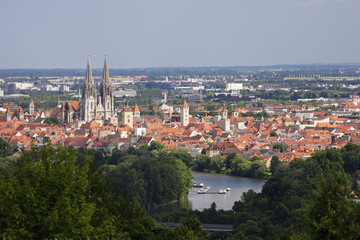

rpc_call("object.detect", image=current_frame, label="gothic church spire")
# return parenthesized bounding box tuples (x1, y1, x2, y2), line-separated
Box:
(82, 55, 96, 99)
(100, 55, 114, 119)
(80, 55, 97, 122)
(102, 55, 110, 85)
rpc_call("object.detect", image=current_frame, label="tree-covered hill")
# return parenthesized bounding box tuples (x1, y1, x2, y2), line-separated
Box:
(155, 143, 360, 240)
(0, 143, 204, 239)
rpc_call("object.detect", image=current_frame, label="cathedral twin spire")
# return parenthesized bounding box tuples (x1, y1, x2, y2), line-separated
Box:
(82, 56, 97, 100)
(80, 55, 114, 122)
(100, 55, 114, 119)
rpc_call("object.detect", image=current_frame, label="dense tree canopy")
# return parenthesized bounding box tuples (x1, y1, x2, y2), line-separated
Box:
(0, 145, 158, 239)
(105, 145, 193, 208)
(193, 152, 269, 179)
(0, 144, 209, 239)
(0, 138, 11, 158)
(156, 143, 360, 239)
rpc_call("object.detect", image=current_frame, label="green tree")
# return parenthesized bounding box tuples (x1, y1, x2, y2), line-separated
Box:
(0, 138, 11, 157)
(177, 218, 209, 240)
(273, 143, 288, 153)
(270, 132, 277, 137)
(0, 145, 155, 239)
(43, 116, 59, 125)
(270, 156, 281, 175)
(194, 154, 212, 171)
(149, 141, 165, 151)
(304, 169, 360, 240)
(210, 155, 225, 173)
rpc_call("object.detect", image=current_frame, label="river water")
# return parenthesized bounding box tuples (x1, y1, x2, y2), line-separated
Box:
(151, 171, 265, 214)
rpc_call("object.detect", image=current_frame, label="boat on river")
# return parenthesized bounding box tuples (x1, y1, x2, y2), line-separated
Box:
(197, 186, 210, 194)
(219, 189, 227, 194)
(197, 189, 205, 194)
(193, 182, 204, 188)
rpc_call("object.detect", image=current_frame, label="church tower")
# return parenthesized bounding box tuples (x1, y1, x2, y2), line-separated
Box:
(6, 108, 11, 122)
(180, 100, 189, 126)
(122, 106, 133, 128)
(220, 108, 230, 131)
(19, 107, 24, 122)
(80, 56, 97, 122)
(99, 55, 114, 120)
(133, 104, 141, 118)
(29, 99, 34, 116)
(221, 108, 228, 119)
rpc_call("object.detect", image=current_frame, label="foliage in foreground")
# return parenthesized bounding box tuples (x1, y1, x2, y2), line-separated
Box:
(0, 144, 207, 239)
(0, 145, 149, 238)
(156, 143, 360, 239)
(76, 141, 193, 208)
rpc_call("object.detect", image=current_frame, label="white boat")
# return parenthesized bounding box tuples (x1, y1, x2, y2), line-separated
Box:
(193, 182, 204, 188)
(226, 188, 231, 191)
(197, 188, 205, 194)
(219, 189, 226, 194)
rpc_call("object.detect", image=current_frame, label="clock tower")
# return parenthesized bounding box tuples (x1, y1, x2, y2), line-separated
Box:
(122, 105, 133, 128)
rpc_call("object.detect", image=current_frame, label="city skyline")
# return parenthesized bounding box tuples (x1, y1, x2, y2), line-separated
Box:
(1, 0, 360, 69)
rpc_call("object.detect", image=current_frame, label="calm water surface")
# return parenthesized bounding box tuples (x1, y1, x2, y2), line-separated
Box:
(151, 171, 265, 214)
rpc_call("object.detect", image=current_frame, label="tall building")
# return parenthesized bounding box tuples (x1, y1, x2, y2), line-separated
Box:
(122, 106, 133, 128)
(60, 56, 115, 123)
(133, 104, 141, 118)
(220, 116, 230, 132)
(99, 56, 114, 120)
(80, 56, 97, 122)
(6, 108, 11, 122)
(29, 99, 34, 116)
(221, 108, 228, 119)
(19, 107, 24, 122)
(180, 100, 189, 126)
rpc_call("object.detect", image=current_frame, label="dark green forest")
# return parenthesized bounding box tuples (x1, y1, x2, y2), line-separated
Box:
(193, 154, 269, 179)
(156, 144, 360, 240)
(0, 143, 206, 239)
(1, 139, 360, 239)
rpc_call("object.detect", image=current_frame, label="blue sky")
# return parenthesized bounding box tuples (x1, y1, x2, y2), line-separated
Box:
(0, 0, 359, 68)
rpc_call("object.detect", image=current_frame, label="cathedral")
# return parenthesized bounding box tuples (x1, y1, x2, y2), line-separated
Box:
(60, 56, 114, 123)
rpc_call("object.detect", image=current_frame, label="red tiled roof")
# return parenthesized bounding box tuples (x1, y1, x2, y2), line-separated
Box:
(134, 104, 140, 112)
(182, 100, 189, 108)
(67, 101, 80, 111)
(124, 105, 132, 112)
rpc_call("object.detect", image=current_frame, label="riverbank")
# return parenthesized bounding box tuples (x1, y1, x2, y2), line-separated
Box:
(150, 171, 265, 215)
(192, 169, 270, 180)
(192, 154, 270, 179)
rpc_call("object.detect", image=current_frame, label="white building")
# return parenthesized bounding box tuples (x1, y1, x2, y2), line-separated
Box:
(180, 100, 189, 126)
(134, 127, 146, 137)
(8, 82, 34, 91)
(159, 104, 173, 113)
(40, 85, 60, 91)
(114, 90, 137, 97)
(226, 83, 243, 91)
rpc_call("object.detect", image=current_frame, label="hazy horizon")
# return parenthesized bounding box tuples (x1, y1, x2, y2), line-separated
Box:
(1, 0, 359, 69)
(1, 61, 360, 71)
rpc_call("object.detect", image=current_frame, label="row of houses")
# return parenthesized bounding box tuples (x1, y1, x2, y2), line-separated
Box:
(1, 97, 360, 167)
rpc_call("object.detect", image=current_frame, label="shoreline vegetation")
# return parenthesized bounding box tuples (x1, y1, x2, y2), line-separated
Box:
(192, 152, 270, 179)
(0, 141, 208, 239)
(1, 138, 360, 239)
(155, 143, 360, 239)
